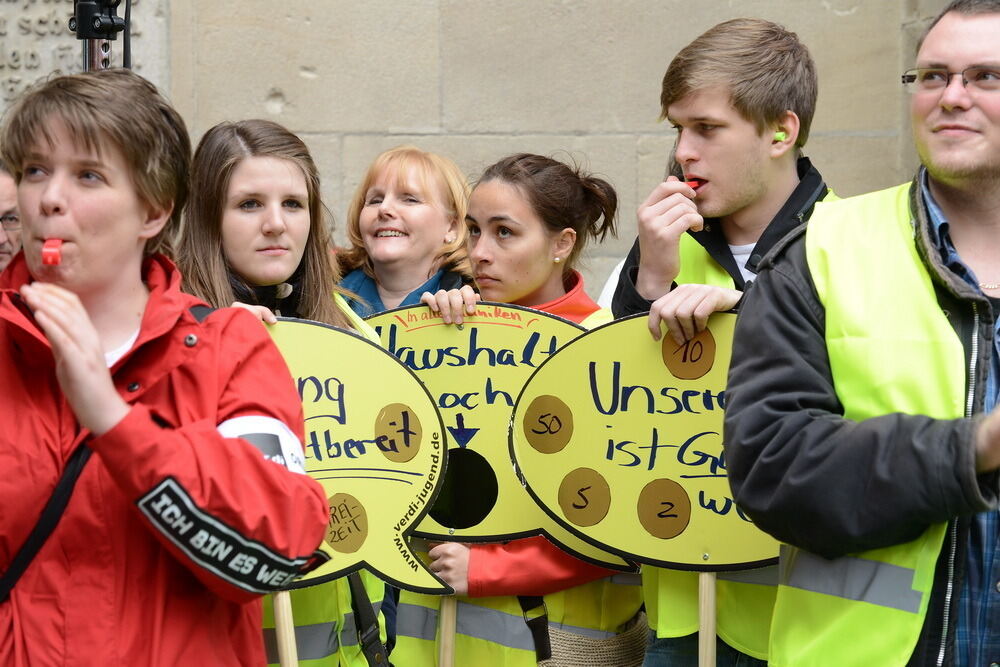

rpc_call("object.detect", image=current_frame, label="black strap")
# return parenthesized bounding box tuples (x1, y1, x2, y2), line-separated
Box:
(348, 571, 388, 665)
(0, 444, 93, 603)
(518, 595, 552, 661)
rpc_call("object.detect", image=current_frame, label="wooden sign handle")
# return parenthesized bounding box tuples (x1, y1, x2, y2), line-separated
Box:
(699, 572, 716, 667)
(273, 590, 299, 667)
(438, 595, 457, 667)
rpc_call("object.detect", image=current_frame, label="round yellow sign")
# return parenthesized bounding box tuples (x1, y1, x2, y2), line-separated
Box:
(511, 313, 779, 570)
(269, 319, 450, 593)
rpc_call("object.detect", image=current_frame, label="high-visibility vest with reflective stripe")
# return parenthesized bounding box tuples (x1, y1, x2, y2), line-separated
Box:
(262, 572, 387, 666)
(643, 233, 775, 660)
(394, 572, 643, 666)
(769, 182, 963, 666)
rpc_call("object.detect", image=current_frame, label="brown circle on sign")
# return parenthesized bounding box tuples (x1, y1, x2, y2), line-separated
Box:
(326, 492, 368, 553)
(523, 395, 574, 454)
(637, 478, 692, 539)
(661, 328, 716, 380)
(558, 467, 611, 527)
(374, 403, 422, 463)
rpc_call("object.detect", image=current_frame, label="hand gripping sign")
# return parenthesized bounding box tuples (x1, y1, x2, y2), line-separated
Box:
(367, 304, 632, 570)
(268, 319, 450, 593)
(510, 313, 779, 570)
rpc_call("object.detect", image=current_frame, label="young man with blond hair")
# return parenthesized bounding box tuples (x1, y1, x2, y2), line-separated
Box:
(612, 17, 832, 666)
(726, 1, 1000, 664)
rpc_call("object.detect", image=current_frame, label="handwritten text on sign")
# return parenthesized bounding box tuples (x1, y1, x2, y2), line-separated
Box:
(269, 319, 449, 593)
(368, 304, 631, 570)
(511, 314, 779, 570)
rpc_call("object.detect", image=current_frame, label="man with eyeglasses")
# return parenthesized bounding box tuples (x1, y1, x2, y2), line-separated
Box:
(0, 165, 19, 273)
(723, 0, 1000, 664)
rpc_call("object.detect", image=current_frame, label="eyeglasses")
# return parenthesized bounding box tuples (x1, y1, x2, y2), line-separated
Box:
(902, 67, 1000, 94)
(0, 214, 19, 232)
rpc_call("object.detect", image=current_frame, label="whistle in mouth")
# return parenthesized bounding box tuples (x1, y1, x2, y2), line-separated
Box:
(42, 239, 63, 266)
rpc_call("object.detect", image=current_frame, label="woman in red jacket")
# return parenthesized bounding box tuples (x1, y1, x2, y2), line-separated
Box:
(0, 69, 329, 666)
(397, 153, 646, 665)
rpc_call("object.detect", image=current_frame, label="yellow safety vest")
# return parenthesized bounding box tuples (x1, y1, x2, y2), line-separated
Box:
(581, 308, 613, 329)
(768, 183, 964, 665)
(675, 233, 737, 288)
(263, 573, 388, 666)
(644, 232, 776, 659)
(395, 570, 643, 666)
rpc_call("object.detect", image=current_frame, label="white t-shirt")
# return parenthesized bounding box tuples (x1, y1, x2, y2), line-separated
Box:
(105, 329, 140, 368)
(597, 258, 627, 309)
(728, 242, 757, 284)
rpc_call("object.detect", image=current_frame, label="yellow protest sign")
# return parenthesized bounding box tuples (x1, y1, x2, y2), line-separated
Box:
(511, 313, 779, 570)
(367, 304, 633, 570)
(268, 319, 450, 593)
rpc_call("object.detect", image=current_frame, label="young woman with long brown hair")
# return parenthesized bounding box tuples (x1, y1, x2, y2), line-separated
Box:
(176, 119, 385, 667)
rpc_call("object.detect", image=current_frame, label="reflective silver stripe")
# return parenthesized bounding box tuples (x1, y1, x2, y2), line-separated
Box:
(340, 600, 383, 647)
(262, 600, 384, 661)
(397, 602, 439, 641)
(396, 601, 616, 649)
(264, 621, 338, 663)
(455, 602, 536, 651)
(781, 546, 922, 614)
(609, 573, 643, 586)
(717, 564, 779, 586)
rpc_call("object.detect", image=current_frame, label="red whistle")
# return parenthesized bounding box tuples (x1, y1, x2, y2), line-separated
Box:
(684, 180, 700, 189)
(42, 239, 63, 266)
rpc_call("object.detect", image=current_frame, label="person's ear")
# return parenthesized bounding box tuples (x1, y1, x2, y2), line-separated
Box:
(552, 228, 577, 264)
(770, 110, 801, 157)
(139, 201, 173, 241)
(444, 216, 459, 244)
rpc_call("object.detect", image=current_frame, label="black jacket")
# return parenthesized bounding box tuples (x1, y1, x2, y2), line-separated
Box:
(724, 174, 1000, 666)
(611, 157, 829, 318)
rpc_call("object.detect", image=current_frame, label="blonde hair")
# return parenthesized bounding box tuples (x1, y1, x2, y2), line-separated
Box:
(177, 119, 352, 329)
(339, 146, 473, 282)
(0, 69, 190, 256)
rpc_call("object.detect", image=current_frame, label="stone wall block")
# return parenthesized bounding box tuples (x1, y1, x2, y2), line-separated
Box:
(183, 1, 441, 136)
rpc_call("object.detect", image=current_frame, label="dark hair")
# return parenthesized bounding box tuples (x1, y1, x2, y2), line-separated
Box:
(177, 119, 352, 329)
(660, 18, 817, 148)
(478, 153, 617, 271)
(1, 69, 190, 256)
(920, 0, 1000, 48)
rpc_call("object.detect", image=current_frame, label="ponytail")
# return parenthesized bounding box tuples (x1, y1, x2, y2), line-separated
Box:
(477, 153, 618, 270)
(579, 175, 618, 243)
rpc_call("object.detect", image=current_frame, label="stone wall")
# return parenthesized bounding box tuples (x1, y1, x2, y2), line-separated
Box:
(0, 0, 168, 103)
(2, 0, 950, 294)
